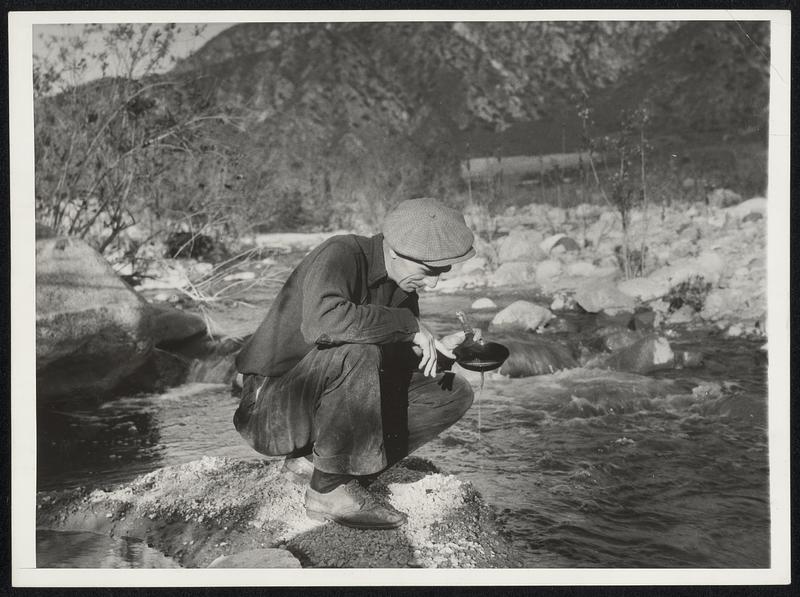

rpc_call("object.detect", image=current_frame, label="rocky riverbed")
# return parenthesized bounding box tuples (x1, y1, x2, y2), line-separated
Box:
(34, 196, 769, 569)
(131, 197, 767, 342)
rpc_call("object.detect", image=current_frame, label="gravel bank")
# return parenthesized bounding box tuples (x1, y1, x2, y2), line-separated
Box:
(36, 456, 524, 568)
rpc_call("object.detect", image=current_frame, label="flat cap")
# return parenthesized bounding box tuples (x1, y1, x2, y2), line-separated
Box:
(383, 198, 475, 267)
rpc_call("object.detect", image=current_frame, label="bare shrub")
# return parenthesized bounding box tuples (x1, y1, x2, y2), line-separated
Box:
(579, 102, 652, 279)
(33, 24, 237, 261)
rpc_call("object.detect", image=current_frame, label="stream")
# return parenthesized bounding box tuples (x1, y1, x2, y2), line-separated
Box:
(36, 290, 770, 568)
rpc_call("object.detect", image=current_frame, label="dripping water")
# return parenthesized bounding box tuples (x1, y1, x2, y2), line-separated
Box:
(477, 371, 484, 439)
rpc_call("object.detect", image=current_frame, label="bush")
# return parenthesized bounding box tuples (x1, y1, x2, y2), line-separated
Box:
(33, 24, 236, 261)
(665, 276, 712, 313)
(164, 232, 228, 261)
(579, 103, 652, 279)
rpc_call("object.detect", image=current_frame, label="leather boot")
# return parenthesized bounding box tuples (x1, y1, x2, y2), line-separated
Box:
(305, 480, 407, 530)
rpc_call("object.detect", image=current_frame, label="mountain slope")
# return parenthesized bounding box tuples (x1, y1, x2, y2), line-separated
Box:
(457, 20, 770, 157)
(174, 21, 678, 133)
(595, 20, 769, 139)
(34, 20, 770, 243)
(161, 21, 685, 226)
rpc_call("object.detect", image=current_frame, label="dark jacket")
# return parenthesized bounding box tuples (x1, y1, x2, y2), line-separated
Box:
(235, 233, 420, 377)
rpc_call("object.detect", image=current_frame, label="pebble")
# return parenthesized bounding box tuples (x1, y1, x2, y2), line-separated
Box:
(693, 382, 723, 399)
(726, 324, 744, 337)
(471, 297, 497, 310)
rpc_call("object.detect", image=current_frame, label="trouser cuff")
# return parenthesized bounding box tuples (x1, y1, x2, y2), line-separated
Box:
(312, 449, 388, 476)
(310, 469, 353, 493)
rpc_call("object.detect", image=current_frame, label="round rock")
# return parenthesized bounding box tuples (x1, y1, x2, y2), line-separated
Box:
(471, 297, 497, 310)
(207, 548, 302, 568)
(490, 300, 553, 332)
(575, 280, 636, 315)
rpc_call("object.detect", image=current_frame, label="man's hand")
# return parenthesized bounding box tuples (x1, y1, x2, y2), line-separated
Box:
(412, 322, 438, 377)
(437, 328, 483, 359)
(413, 323, 485, 376)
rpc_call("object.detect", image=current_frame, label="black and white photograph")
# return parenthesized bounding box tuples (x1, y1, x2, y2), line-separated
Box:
(9, 8, 791, 586)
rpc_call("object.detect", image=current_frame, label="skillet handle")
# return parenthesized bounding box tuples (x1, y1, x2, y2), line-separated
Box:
(455, 311, 475, 340)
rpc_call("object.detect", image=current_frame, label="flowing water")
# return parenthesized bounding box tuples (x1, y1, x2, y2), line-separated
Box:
(37, 291, 770, 568)
(36, 530, 181, 568)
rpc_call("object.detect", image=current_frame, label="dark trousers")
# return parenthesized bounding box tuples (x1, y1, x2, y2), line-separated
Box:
(233, 343, 474, 475)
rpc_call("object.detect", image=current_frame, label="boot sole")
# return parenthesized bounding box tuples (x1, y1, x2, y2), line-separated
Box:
(306, 509, 406, 530)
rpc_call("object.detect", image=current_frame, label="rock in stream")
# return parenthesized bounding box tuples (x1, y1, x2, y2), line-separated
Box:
(36, 456, 523, 569)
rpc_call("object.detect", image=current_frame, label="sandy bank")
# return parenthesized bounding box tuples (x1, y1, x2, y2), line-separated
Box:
(37, 456, 524, 568)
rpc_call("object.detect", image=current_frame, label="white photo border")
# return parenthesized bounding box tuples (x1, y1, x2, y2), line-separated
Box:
(9, 8, 792, 587)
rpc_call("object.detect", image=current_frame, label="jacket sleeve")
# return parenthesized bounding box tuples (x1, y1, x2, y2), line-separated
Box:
(299, 242, 419, 345)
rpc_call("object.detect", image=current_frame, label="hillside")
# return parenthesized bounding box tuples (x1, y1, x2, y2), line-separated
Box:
(172, 22, 681, 146)
(34, 20, 770, 255)
(457, 20, 770, 157)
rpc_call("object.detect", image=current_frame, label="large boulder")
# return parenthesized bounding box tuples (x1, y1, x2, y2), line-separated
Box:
(648, 251, 726, 290)
(490, 300, 553, 332)
(565, 261, 600, 277)
(471, 297, 497, 310)
(667, 304, 698, 325)
(498, 336, 577, 377)
(208, 549, 301, 568)
(148, 303, 208, 345)
(617, 277, 671, 302)
(586, 211, 620, 247)
(540, 233, 581, 254)
(535, 259, 563, 283)
(726, 197, 766, 220)
(496, 229, 545, 263)
(545, 206, 568, 227)
(36, 456, 522, 568)
(36, 237, 155, 399)
(455, 255, 489, 276)
(36, 236, 208, 400)
(550, 291, 578, 312)
(700, 287, 763, 323)
(436, 271, 488, 293)
(706, 188, 743, 208)
(575, 280, 636, 315)
(590, 326, 643, 353)
(490, 262, 536, 287)
(594, 335, 676, 374)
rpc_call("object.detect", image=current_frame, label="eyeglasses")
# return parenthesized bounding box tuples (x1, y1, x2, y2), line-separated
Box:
(395, 252, 452, 276)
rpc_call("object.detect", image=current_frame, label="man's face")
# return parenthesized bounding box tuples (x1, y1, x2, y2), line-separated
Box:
(388, 251, 452, 293)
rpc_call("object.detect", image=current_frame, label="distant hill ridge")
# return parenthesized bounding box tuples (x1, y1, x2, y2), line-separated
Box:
(173, 22, 675, 135)
(34, 20, 770, 240)
(172, 20, 768, 156)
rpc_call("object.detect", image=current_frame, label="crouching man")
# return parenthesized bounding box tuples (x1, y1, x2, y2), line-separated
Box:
(233, 198, 477, 530)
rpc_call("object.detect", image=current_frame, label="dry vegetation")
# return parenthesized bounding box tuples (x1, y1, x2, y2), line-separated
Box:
(33, 21, 769, 286)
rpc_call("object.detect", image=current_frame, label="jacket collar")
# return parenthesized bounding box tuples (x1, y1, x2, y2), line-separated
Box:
(367, 233, 389, 287)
